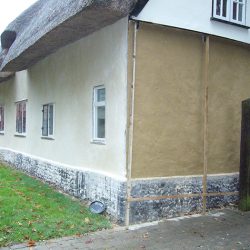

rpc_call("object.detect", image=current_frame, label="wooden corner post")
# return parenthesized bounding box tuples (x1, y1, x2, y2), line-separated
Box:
(125, 21, 138, 227)
(239, 99, 250, 211)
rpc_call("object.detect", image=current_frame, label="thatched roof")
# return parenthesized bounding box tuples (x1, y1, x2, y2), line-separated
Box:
(0, 72, 14, 83)
(0, 49, 14, 82)
(0, 0, 138, 77)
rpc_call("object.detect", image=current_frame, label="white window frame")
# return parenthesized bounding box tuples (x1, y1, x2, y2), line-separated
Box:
(212, 0, 247, 25)
(41, 103, 55, 139)
(15, 100, 27, 136)
(0, 105, 4, 134)
(230, 0, 246, 24)
(213, 0, 231, 21)
(92, 85, 106, 143)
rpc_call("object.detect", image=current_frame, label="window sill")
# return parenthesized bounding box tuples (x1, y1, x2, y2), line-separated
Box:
(211, 17, 250, 29)
(41, 136, 55, 140)
(0, 131, 5, 135)
(91, 139, 106, 145)
(14, 133, 26, 137)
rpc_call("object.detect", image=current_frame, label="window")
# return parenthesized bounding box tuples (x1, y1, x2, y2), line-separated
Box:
(16, 101, 26, 135)
(42, 103, 54, 138)
(213, 0, 246, 25)
(93, 86, 105, 142)
(0, 105, 4, 133)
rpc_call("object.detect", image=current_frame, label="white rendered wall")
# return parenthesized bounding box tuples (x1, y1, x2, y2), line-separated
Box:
(0, 17, 128, 180)
(134, 0, 250, 44)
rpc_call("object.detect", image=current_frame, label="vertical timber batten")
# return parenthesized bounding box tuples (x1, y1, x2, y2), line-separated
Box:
(126, 21, 138, 227)
(202, 35, 210, 214)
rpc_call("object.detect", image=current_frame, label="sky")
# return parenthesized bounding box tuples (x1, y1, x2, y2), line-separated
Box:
(0, 0, 37, 35)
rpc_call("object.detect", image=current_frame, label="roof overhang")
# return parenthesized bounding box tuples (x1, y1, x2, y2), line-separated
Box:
(0, 72, 14, 83)
(0, 0, 138, 74)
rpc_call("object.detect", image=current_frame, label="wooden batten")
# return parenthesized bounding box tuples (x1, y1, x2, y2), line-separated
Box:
(128, 191, 239, 202)
(202, 35, 210, 214)
(125, 21, 138, 227)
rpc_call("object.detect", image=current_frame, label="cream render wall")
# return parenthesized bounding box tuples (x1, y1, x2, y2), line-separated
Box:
(0, 18, 128, 179)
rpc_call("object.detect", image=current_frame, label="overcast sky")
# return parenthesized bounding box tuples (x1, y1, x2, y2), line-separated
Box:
(0, 0, 37, 34)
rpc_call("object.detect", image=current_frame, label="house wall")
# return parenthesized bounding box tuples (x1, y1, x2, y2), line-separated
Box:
(208, 36, 250, 174)
(127, 21, 250, 223)
(134, 0, 250, 44)
(131, 22, 250, 179)
(0, 18, 128, 179)
(131, 23, 204, 178)
(0, 17, 129, 222)
(0, 18, 129, 179)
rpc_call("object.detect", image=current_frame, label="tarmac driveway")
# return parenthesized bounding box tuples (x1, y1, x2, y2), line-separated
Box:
(2, 208, 250, 250)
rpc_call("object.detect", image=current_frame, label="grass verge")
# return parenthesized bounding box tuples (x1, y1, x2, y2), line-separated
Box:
(0, 164, 111, 247)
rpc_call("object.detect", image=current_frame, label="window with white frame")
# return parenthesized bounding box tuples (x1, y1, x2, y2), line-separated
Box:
(16, 100, 26, 135)
(0, 105, 4, 133)
(93, 86, 105, 142)
(213, 0, 246, 25)
(42, 103, 54, 137)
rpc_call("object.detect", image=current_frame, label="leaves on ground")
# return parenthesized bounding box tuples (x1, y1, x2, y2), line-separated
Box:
(0, 165, 111, 247)
(27, 240, 36, 247)
(85, 239, 94, 244)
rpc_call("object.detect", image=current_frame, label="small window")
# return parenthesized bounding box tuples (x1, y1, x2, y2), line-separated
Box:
(231, 0, 246, 24)
(93, 86, 106, 142)
(16, 100, 26, 135)
(214, 0, 230, 20)
(42, 103, 54, 138)
(0, 105, 4, 133)
(212, 0, 246, 25)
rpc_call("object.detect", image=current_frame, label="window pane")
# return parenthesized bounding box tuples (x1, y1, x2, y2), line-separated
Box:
(238, 4, 243, 21)
(0, 112, 1, 131)
(0, 107, 4, 131)
(216, 0, 221, 15)
(97, 106, 105, 138)
(22, 102, 26, 133)
(2, 108, 4, 131)
(222, 0, 228, 17)
(233, 2, 237, 19)
(19, 103, 22, 133)
(97, 88, 105, 102)
(16, 104, 19, 132)
(17, 103, 22, 133)
(42, 105, 48, 136)
(49, 104, 53, 135)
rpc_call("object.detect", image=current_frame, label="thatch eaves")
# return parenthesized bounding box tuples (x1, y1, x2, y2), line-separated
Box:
(0, 72, 14, 83)
(0, 0, 138, 74)
(0, 49, 15, 82)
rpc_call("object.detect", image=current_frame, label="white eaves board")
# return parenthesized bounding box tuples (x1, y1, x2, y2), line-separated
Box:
(133, 0, 250, 44)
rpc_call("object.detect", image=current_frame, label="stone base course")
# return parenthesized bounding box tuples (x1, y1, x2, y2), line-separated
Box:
(0, 148, 126, 223)
(130, 174, 239, 223)
(130, 196, 203, 224)
(0, 148, 239, 224)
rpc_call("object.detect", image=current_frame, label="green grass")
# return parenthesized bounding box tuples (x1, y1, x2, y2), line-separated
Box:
(0, 164, 111, 247)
